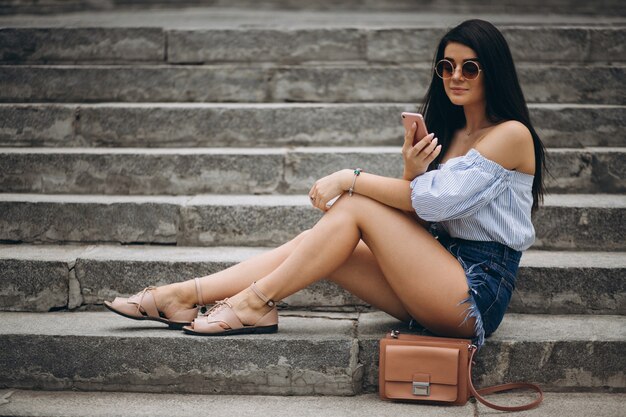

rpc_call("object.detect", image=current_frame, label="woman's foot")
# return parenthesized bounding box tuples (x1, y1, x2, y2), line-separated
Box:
(151, 280, 200, 318)
(183, 281, 278, 336)
(104, 278, 206, 329)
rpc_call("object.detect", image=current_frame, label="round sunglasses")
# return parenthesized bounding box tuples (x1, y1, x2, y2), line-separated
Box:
(435, 59, 482, 80)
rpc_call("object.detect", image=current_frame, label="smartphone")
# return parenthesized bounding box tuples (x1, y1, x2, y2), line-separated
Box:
(401, 112, 429, 146)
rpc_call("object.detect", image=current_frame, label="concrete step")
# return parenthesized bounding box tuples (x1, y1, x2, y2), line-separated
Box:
(1, 26, 624, 65)
(2, 0, 625, 16)
(1, 244, 624, 315)
(0, 390, 624, 417)
(0, 311, 623, 394)
(1, 103, 623, 148)
(0, 193, 623, 250)
(2, 64, 624, 104)
(1, 147, 624, 195)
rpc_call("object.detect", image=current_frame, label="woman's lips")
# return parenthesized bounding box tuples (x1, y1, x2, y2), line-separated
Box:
(450, 88, 467, 94)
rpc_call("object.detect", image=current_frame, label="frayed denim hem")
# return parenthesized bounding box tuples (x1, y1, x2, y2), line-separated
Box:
(455, 254, 487, 351)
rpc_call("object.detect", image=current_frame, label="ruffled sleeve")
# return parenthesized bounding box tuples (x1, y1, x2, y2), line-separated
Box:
(409, 149, 512, 222)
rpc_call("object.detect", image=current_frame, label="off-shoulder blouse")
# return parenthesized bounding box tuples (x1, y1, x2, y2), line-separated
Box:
(409, 148, 535, 251)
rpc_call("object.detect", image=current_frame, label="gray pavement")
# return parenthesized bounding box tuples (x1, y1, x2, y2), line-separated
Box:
(0, 389, 623, 417)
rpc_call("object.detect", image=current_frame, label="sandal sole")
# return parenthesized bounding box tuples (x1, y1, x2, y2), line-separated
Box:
(104, 301, 191, 330)
(182, 324, 278, 336)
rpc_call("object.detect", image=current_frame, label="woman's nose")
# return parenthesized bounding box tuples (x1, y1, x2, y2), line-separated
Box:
(451, 65, 464, 81)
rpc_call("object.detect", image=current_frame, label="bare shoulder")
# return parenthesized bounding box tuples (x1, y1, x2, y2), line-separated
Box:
(474, 120, 535, 174)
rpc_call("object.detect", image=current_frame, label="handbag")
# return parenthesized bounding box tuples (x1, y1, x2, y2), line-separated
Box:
(379, 330, 543, 411)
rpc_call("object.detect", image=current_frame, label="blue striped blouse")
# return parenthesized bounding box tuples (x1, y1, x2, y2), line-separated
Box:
(409, 148, 535, 251)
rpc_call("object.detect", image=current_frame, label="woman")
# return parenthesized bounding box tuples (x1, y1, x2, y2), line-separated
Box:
(105, 19, 546, 350)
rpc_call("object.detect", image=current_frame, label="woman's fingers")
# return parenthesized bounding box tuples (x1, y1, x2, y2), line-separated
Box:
(410, 133, 435, 157)
(403, 122, 418, 147)
(426, 144, 442, 162)
(419, 136, 438, 159)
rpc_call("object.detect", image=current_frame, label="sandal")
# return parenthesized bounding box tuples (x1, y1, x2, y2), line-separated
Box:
(104, 277, 206, 329)
(182, 281, 278, 336)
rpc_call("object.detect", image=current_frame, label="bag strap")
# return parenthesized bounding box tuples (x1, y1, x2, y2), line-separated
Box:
(467, 346, 543, 411)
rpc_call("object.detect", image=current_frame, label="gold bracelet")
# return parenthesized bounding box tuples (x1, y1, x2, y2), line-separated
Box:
(348, 168, 362, 196)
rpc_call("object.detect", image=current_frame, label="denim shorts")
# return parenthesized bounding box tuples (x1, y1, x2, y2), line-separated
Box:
(408, 223, 521, 350)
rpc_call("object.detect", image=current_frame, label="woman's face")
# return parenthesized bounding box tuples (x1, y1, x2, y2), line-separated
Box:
(440, 42, 486, 107)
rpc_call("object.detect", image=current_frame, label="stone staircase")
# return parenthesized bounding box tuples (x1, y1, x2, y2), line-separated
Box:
(0, 3, 625, 404)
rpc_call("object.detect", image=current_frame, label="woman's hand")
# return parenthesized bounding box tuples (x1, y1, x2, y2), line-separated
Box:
(402, 122, 442, 180)
(308, 169, 352, 211)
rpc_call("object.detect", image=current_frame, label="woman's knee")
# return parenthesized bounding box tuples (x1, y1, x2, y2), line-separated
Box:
(294, 229, 311, 243)
(331, 193, 378, 215)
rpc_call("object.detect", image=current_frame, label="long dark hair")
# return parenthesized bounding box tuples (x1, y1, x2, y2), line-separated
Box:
(419, 19, 546, 211)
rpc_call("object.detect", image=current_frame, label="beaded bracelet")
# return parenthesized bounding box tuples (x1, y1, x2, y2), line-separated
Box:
(348, 168, 362, 196)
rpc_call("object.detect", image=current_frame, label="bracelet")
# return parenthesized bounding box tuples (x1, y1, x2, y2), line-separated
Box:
(348, 168, 362, 196)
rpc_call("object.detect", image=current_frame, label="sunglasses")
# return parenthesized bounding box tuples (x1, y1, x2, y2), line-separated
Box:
(435, 59, 482, 80)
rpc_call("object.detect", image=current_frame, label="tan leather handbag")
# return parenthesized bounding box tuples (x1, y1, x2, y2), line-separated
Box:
(379, 330, 543, 411)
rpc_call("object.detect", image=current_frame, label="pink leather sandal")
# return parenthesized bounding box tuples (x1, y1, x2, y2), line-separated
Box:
(104, 278, 206, 329)
(182, 281, 278, 336)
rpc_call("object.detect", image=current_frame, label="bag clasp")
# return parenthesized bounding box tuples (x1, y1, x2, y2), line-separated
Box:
(412, 381, 430, 396)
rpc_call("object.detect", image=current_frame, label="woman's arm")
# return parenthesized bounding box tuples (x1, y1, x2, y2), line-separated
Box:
(308, 169, 413, 212)
(308, 120, 441, 213)
(345, 171, 414, 211)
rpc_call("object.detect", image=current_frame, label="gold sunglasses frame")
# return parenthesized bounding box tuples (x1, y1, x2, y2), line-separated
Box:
(435, 59, 483, 80)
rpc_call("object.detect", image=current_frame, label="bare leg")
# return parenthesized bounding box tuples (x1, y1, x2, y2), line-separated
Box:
(225, 194, 477, 338)
(326, 241, 413, 322)
(156, 232, 417, 328)
(153, 230, 311, 313)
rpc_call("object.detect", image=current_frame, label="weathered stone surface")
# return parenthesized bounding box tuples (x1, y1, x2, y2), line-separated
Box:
(0, 194, 623, 249)
(273, 64, 432, 103)
(533, 194, 626, 250)
(168, 28, 363, 64)
(590, 148, 626, 193)
(1, 103, 623, 148)
(474, 315, 626, 391)
(2, 64, 623, 103)
(544, 149, 596, 193)
(76, 103, 408, 148)
(0, 258, 69, 311)
(283, 147, 402, 193)
(0, 194, 183, 245)
(0, 147, 623, 195)
(73, 245, 362, 309)
(366, 28, 448, 63)
(1, 0, 626, 16)
(0, 104, 76, 147)
(589, 27, 626, 63)
(519, 65, 625, 105)
(475, 392, 626, 417)
(531, 104, 625, 148)
(0, 26, 622, 65)
(0, 311, 623, 395)
(0, 148, 284, 194)
(272, 65, 625, 104)
(367, 27, 624, 64)
(0, 245, 85, 311)
(73, 244, 364, 309)
(513, 251, 626, 315)
(1, 244, 623, 314)
(501, 27, 590, 63)
(2, 391, 625, 417)
(0, 390, 479, 417)
(0, 312, 359, 395)
(358, 311, 626, 392)
(179, 195, 322, 246)
(0, 65, 267, 102)
(0, 28, 164, 63)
